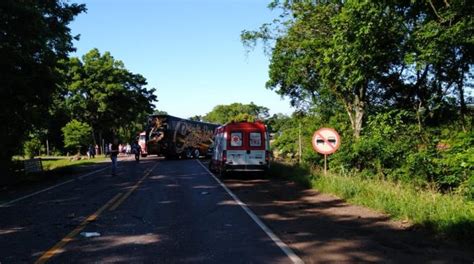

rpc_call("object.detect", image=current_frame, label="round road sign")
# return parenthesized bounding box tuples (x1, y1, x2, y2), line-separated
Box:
(312, 128, 341, 155)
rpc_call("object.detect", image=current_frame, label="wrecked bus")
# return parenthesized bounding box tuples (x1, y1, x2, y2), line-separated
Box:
(144, 115, 219, 159)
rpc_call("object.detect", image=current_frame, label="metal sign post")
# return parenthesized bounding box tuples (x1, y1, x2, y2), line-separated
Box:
(324, 154, 327, 175)
(312, 128, 341, 175)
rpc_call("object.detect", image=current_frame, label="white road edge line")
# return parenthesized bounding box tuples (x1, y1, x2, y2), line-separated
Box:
(0, 166, 109, 208)
(197, 160, 304, 264)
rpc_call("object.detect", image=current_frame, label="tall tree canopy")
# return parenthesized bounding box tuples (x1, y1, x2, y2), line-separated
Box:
(242, 0, 473, 197)
(202, 102, 270, 124)
(242, 0, 473, 138)
(0, 0, 85, 177)
(57, 48, 157, 145)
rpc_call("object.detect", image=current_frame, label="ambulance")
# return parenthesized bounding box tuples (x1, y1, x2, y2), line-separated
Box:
(209, 121, 270, 175)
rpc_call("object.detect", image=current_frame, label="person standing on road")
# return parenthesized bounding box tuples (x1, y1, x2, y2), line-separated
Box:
(131, 140, 141, 161)
(110, 138, 119, 175)
(125, 143, 131, 156)
(88, 144, 95, 159)
(87, 145, 91, 159)
(104, 143, 110, 158)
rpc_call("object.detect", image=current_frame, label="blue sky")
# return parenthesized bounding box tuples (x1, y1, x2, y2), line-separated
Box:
(69, 0, 294, 119)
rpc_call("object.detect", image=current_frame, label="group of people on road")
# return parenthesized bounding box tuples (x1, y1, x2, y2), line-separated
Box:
(108, 138, 141, 176)
(87, 138, 141, 176)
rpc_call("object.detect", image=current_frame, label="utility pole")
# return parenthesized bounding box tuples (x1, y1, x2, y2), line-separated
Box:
(46, 139, 50, 156)
(298, 121, 302, 163)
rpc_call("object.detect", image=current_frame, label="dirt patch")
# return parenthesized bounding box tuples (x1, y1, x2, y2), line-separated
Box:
(223, 176, 474, 263)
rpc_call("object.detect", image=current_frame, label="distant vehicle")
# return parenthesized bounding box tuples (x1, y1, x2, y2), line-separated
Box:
(144, 114, 219, 159)
(138, 131, 147, 157)
(209, 121, 270, 176)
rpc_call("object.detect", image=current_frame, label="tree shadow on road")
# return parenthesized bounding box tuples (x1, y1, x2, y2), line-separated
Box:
(222, 162, 474, 263)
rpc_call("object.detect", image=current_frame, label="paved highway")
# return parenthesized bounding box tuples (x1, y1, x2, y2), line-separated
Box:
(0, 157, 300, 263)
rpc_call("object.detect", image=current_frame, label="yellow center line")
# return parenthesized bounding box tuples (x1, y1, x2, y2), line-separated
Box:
(35, 161, 159, 263)
(108, 175, 146, 211)
(35, 192, 123, 264)
(109, 163, 158, 211)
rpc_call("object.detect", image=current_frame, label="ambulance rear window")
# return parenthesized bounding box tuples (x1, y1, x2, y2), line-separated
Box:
(230, 132, 242, 147)
(249, 132, 262, 147)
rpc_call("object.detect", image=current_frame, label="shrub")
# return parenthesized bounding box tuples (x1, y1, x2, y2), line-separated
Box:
(435, 131, 474, 190)
(332, 110, 415, 179)
(23, 138, 44, 159)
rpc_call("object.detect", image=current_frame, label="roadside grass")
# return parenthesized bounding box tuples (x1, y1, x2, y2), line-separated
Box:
(7, 156, 107, 187)
(41, 156, 107, 171)
(269, 161, 474, 244)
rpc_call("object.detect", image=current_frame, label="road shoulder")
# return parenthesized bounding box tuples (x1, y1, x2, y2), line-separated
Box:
(222, 175, 474, 263)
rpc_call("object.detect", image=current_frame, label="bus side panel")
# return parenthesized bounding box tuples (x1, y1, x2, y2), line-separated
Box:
(146, 115, 218, 158)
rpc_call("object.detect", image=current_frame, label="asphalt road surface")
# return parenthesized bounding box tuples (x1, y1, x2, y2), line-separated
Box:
(2, 156, 472, 264)
(0, 156, 298, 263)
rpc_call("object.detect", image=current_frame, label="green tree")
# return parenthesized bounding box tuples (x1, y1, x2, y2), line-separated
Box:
(203, 102, 269, 124)
(153, 110, 168, 115)
(62, 120, 92, 154)
(59, 49, 157, 147)
(242, 0, 473, 138)
(243, 0, 473, 196)
(243, 1, 403, 138)
(374, 0, 473, 132)
(189, 115, 202, 121)
(265, 113, 291, 134)
(0, 0, 85, 178)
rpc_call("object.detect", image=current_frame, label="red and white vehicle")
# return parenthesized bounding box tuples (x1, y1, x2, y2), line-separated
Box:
(209, 121, 270, 175)
(138, 131, 148, 157)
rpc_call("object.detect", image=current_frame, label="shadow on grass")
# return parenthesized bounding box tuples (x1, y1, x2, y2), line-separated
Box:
(268, 161, 313, 188)
(411, 219, 474, 245)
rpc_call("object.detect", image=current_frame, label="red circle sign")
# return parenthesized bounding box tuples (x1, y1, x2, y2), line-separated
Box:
(312, 128, 341, 155)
